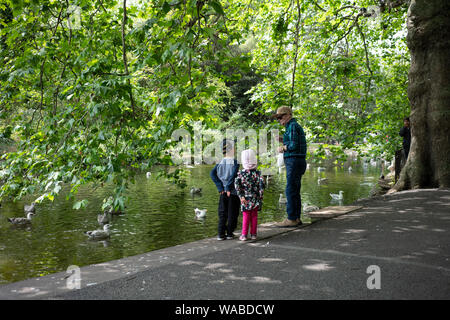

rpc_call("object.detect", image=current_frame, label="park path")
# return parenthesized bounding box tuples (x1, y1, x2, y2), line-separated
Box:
(0, 188, 449, 300)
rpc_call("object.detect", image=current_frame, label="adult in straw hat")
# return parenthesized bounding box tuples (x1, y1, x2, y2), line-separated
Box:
(272, 106, 307, 227)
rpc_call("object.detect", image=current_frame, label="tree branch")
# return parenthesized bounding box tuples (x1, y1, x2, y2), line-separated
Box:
(290, 0, 302, 104)
(121, 0, 136, 115)
(379, 0, 409, 13)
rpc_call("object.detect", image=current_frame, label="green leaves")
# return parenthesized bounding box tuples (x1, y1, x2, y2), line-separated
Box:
(0, 0, 411, 211)
(209, 1, 225, 15)
(73, 199, 89, 210)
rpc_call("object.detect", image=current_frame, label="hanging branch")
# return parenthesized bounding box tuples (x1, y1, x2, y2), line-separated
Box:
(356, 21, 373, 79)
(33, 5, 65, 131)
(290, 0, 302, 105)
(121, 0, 136, 115)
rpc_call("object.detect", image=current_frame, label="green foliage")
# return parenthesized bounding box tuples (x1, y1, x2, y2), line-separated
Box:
(0, 0, 411, 209)
(246, 0, 409, 161)
(0, 0, 244, 208)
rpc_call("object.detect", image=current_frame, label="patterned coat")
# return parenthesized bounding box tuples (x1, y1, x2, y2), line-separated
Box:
(234, 169, 265, 211)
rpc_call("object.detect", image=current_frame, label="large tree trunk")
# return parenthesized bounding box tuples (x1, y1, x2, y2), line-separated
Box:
(394, 0, 450, 190)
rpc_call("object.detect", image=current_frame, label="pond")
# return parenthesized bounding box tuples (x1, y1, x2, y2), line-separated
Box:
(0, 160, 381, 285)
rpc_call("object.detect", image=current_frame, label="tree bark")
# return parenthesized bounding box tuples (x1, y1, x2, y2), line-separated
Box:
(394, 0, 450, 190)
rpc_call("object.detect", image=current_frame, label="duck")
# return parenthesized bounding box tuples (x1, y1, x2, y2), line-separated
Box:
(24, 202, 36, 214)
(330, 190, 344, 201)
(348, 166, 353, 172)
(279, 193, 287, 205)
(303, 203, 320, 214)
(317, 167, 326, 172)
(190, 187, 202, 195)
(317, 178, 328, 184)
(97, 211, 111, 225)
(8, 212, 35, 226)
(194, 208, 207, 219)
(146, 172, 152, 178)
(85, 224, 111, 240)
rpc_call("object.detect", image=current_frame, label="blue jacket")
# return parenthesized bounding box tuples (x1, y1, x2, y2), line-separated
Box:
(210, 158, 240, 195)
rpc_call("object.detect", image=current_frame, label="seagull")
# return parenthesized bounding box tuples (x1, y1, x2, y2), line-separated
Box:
(85, 224, 111, 240)
(194, 208, 207, 219)
(24, 202, 36, 214)
(317, 178, 328, 184)
(317, 167, 325, 172)
(146, 172, 152, 178)
(8, 212, 35, 226)
(330, 191, 344, 201)
(279, 193, 287, 205)
(348, 166, 353, 172)
(190, 187, 202, 195)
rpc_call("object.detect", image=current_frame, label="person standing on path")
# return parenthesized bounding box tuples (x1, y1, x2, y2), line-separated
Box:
(273, 106, 307, 227)
(399, 117, 411, 160)
(210, 139, 241, 240)
(235, 149, 265, 241)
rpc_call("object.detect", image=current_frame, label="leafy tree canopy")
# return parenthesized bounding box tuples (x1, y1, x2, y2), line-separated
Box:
(0, 0, 409, 210)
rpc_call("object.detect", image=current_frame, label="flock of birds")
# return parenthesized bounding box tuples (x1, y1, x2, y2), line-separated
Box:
(85, 210, 112, 241)
(3, 163, 357, 239)
(84, 200, 127, 241)
(275, 165, 346, 211)
(5, 200, 113, 241)
(315, 167, 345, 202)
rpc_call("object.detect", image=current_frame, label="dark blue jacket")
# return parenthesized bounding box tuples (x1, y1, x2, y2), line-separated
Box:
(283, 118, 307, 158)
(210, 158, 240, 195)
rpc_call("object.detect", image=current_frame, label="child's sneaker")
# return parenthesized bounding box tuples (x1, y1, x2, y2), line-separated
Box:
(250, 234, 257, 240)
(239, 235, 247, 241)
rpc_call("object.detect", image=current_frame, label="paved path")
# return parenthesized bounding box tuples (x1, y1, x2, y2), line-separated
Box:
(1, 189, 449, 300)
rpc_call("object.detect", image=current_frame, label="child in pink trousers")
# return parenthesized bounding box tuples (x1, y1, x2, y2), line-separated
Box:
(235, 149, 265, 241)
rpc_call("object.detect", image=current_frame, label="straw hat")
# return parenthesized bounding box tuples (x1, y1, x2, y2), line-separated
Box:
(272, 106, 292, 118)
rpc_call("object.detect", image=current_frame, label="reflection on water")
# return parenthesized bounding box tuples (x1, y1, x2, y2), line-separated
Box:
(0, 163, 380, 284)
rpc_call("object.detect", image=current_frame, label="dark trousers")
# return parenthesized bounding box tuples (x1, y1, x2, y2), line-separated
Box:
(285, 157, 307, 221)
(218, 193, 240, 237)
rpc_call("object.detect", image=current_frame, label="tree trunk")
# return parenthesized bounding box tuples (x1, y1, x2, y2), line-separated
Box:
(394, 0, 450, 190)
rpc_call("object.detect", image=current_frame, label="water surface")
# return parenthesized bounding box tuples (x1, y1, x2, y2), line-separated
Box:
(0, 162, 380, 284)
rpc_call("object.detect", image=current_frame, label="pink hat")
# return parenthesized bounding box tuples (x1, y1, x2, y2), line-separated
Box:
(241, 149, 257, 170)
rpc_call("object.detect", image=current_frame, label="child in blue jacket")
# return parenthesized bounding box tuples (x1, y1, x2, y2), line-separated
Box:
(210, 139, 240, 240)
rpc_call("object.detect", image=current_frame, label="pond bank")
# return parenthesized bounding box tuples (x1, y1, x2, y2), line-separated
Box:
(1, 188, 449, 300)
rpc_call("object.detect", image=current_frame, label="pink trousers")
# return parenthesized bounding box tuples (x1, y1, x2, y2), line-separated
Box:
(241, 208, 258, 236)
